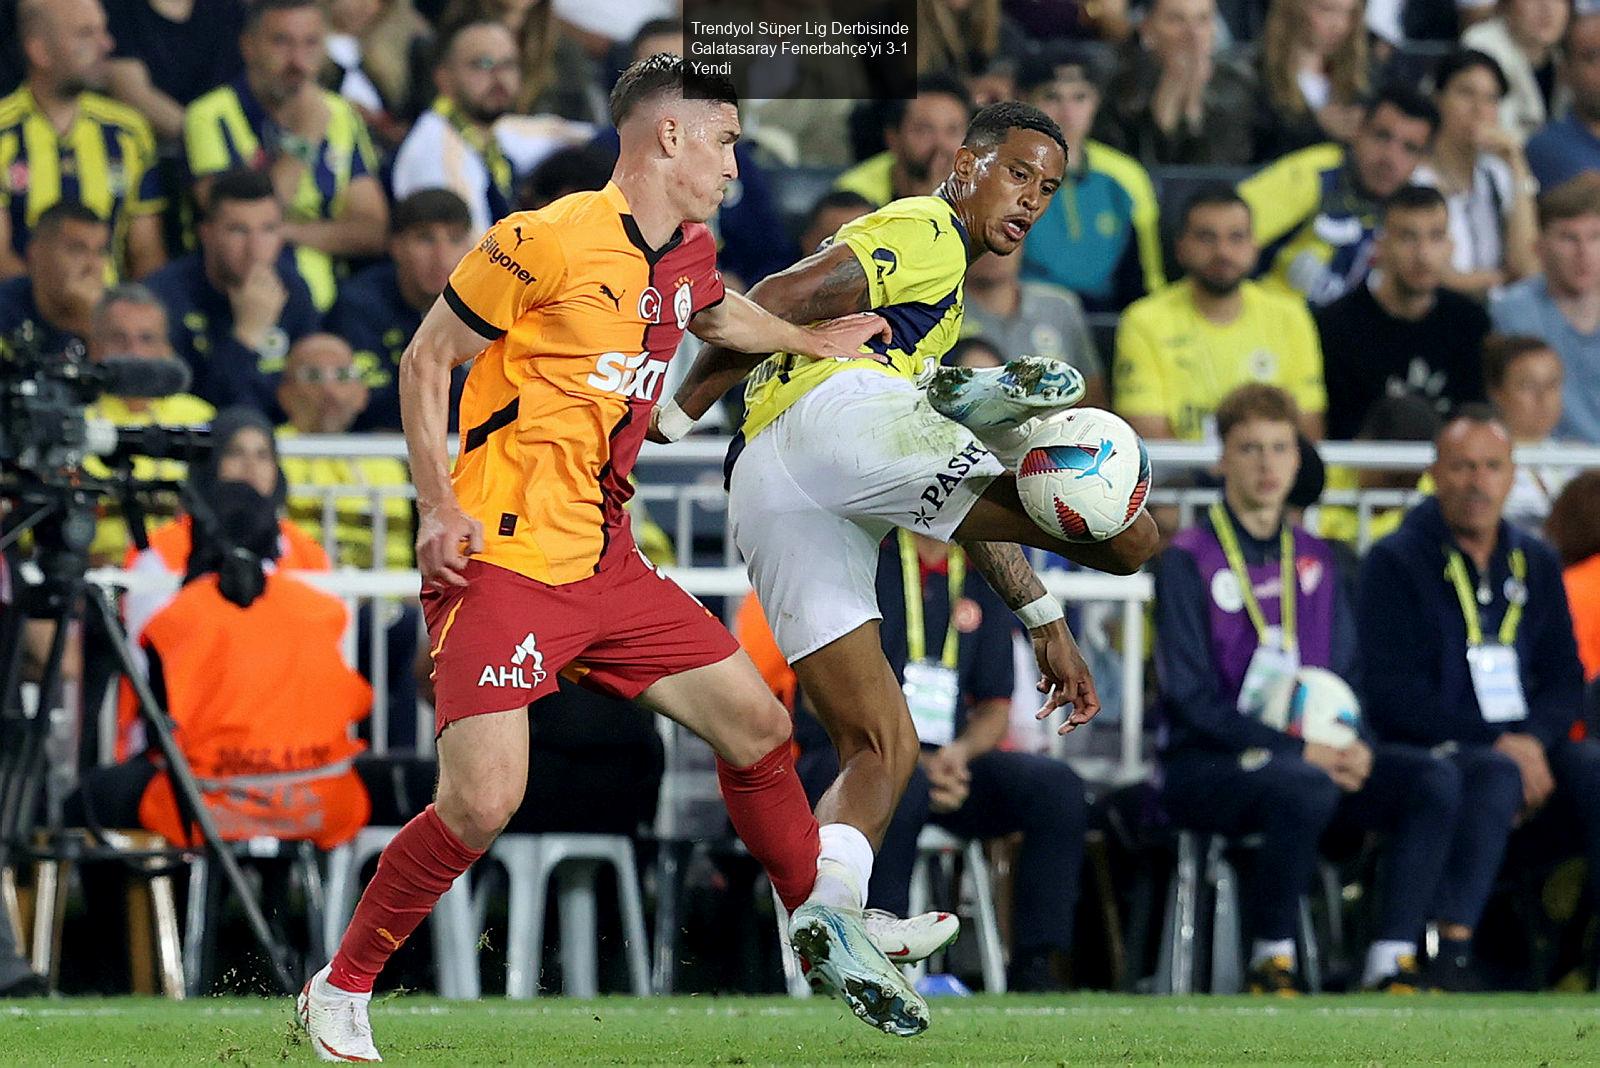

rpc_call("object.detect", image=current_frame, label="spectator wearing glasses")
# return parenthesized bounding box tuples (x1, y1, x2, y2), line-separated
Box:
(276, 333, 411, 571)
(391, 19, 524, 237)
(325, 189, 475, 432)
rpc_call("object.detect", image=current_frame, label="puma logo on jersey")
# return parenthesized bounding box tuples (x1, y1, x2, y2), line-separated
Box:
(376, 927, 407, 951)
(478, 633, 547, 689)
(587, 350, 669, 400)
(512, 225, 533, 250)
(928, 218, 943, 240)
(598, 283, 623, 310)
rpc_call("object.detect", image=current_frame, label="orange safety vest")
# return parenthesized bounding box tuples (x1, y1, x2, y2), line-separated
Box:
(123, 514, 332, 572)
(129, 572, 372, 849)
(116, 515, 332, 760)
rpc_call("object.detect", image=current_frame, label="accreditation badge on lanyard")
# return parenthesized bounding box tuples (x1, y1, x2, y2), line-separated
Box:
(898, 531, 966, 748)
(1211, 505, 1301, 717)
(1448, 547, 1529, 724)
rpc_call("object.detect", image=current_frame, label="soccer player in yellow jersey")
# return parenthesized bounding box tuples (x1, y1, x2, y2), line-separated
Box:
(661, 102, 1159, 997)
(297, 56, 946, 1059)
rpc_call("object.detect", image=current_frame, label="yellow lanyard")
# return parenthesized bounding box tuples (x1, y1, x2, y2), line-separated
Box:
(899, 530, 965, 668)
(1210, 503, 1297, 652)
(1445, 547, 1525, 647)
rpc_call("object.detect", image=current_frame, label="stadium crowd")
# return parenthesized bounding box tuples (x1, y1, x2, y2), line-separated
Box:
(1, 0, 1600, 1001)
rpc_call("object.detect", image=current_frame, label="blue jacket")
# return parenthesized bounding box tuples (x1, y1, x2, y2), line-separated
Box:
(1357, 496, 1582, 750)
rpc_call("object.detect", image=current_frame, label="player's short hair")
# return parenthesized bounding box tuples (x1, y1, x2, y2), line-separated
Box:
(1546, 470, 1600, 567)
(31, 199, 106, 242)
(203, 167, 279, 220)
(1363, 83, 1440, 134)
(1538, 173, 1600, 229)
(1216, 383, 1301, 441)
(609, 52, 737, 128)
(963, 101, 1067, 160)
(390, 189, 473, 235)
(244, 0, 320, 34)
(93, 282, 168, 338)
(1431, 49, 1508, 99)
(1179, 183, 1251, 233)
(882, 73, 972, 132)
(1482, 334, 1557, 391)
(1382, 184, 1447, 222)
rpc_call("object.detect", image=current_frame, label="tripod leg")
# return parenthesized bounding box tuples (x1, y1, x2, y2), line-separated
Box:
(87, 584, 296, 995)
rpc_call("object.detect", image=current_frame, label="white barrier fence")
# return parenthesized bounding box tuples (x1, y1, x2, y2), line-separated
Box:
(89, 566, 1155, 785)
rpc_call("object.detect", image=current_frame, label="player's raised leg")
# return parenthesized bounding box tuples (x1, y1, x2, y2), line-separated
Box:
(956, 474, 1159, 576)
(301, 709, 526, 1062)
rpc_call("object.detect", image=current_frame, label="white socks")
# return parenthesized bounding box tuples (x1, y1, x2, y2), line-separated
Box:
(807, 823, 874, 911)
(1249, 939, 1296, 969)
(316, 965, 371, 1002)
(1362, 940, 1416, 987)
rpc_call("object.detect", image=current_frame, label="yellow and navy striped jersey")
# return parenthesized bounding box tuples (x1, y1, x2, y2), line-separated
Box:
(1239, 144, 1376, 307)
(0, 86, 164, 278)
(184, 77, 378, 311)
(741, 195, 969, 439)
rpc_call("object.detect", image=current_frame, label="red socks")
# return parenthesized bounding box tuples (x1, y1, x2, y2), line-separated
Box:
(328, 804, 484, 993)
(717, 741, 821, 912)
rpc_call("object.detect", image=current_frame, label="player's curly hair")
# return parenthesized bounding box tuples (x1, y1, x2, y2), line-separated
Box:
(610, 53, 738, 128)
(963, 102, 1067, 160)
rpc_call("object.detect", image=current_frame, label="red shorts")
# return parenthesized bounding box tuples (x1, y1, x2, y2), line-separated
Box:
(421, 548, 739, 733)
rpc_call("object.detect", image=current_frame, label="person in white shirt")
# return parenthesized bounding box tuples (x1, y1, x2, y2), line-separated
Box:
(391, 18, 588, 234)
(1415, 49, 1540, 301)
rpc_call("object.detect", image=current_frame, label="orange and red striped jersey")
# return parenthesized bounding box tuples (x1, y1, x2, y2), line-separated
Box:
(443, 183, 724, 586)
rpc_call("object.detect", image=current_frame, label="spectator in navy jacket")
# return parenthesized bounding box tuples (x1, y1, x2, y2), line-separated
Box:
(1358, 405, 1600, 987)
(1155, 383, 1459, 994)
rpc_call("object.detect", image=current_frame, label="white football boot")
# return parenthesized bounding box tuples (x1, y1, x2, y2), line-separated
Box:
(297, 964, 382, 1062)
(789, 902, 931, 1036)
(866, 908, 960, 965)
(925, 354, 1086, 431)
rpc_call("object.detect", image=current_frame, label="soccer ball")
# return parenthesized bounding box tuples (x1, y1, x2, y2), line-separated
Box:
(1262, 667, 1362, 747)
(1015, 409, 1151, 542)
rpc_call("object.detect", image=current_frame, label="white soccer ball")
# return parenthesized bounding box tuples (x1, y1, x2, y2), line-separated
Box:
(1262, 667, 1362, 748)
(1015, 408, 1152, 543)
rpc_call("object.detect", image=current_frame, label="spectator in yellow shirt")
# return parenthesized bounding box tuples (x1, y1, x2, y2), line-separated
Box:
(1114, 185, 1327, 442)
(274, 333, 411, 570)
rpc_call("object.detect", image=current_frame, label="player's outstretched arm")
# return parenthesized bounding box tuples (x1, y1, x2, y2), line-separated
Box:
(690, 288, 889, 362)
(653, 245, 879, 440)
(399, 299, 489, 588)
(959, 540, 1102, 734)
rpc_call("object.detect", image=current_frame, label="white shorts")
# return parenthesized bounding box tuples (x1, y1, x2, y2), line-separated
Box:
(729, 370, 1003, 662)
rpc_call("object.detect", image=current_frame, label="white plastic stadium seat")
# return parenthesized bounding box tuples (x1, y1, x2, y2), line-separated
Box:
(324, 826, 481, 999)
(908, 826, 1007, 993)
(483, 833, 650, 998)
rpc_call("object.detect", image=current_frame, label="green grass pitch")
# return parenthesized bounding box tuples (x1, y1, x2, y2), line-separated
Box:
(5, 994, 1600, 1064)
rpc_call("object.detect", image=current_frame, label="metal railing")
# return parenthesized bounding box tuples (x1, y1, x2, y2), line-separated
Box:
(274, 435, 1600, 564)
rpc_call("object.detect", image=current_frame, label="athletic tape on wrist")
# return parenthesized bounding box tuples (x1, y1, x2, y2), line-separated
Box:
(656, 399, 695, 442)
(1016, 594, 1064, 630)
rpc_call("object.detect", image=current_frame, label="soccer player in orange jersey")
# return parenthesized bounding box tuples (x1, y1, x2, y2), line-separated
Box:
(296, 56, 936, 1059)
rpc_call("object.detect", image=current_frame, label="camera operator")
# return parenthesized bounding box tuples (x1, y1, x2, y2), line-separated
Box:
(0, 202, 109, 358)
